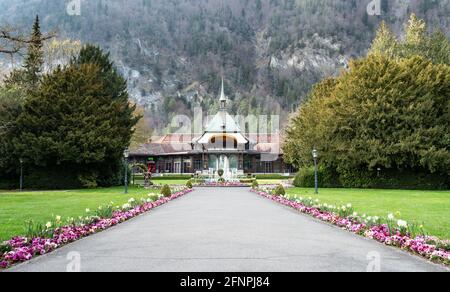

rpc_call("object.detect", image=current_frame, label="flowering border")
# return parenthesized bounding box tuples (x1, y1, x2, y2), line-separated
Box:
(251, 189, 450, 266)
(0, 188, 193, 270)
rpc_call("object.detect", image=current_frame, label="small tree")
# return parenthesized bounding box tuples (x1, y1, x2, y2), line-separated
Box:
(186, 180, 193, 189)
(161, 184, 172, 197)
(273, 184, 286, 196)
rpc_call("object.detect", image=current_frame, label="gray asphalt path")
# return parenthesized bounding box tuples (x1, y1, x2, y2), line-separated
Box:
(8, 188, 448, 272)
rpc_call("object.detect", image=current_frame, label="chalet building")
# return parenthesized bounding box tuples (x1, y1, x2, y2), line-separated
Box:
(130, 80, 295, 175)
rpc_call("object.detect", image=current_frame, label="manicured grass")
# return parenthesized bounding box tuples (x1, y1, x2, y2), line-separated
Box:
(286, 188, 450, 239)
(0, 186, 157, 241)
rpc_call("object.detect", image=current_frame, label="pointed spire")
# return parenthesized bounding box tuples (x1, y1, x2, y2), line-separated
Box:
(219, 77, 227, 110)
(219, 77, 226, 102)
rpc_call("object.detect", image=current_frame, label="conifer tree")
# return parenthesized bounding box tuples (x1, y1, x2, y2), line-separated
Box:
(23, 15, 44, 90)
(368, 21, 398, 58)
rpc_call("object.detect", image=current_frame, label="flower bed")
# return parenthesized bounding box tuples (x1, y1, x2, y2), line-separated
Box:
(0, 188, 193, 269)
(251, 188, 450, 266)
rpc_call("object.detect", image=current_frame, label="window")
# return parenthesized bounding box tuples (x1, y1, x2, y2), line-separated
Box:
(194, 160, 202, 170)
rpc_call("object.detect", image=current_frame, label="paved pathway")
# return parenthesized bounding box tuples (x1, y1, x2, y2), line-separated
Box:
(9, 188, 448, 272)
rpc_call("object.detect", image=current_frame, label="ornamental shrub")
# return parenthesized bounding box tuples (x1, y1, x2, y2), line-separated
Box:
(252, 180, 259, 189)
(218, 169, 224, 177)
(161, 184, 172, 197)
(273, 184, 286, 196)
(186, 180, 193, 189)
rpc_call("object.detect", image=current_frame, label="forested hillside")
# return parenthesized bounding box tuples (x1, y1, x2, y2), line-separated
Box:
(0, 0, 449, 132)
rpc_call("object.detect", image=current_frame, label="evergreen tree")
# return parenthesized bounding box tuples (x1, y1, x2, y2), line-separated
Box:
(368, 21, 398, 58)
(23, 15, 44, 90)
(11, 46, 140, 188)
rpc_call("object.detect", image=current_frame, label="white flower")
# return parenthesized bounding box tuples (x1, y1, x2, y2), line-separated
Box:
(388, 213, 395, 220)
(128, 198, 135, 203)
(347, 203, 352, 208)
(86, 209, 90, 213)
(397, 220, 408, 228)
(55, 215, 61, 222)
(122, 203, 131, 210)
(45, 222, 52, 229)
(353, 212, 358, 217)
(373, 216, 379, 221)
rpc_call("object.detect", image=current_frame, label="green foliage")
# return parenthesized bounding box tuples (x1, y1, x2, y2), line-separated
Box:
(1, 45, 139, 189)
(273, 184, 286, 196)
(186, 180, 193, 189)
(369, 14, 450, 66)
(25, 219, 56, 239)
(251, 180, 259, 189)
(218, 169, 224, 177)
(23, 15, 44, 90)
(160, 184, 172, 197)
(0, 242, 12, 254)
(285, 15, 450, 190)
(94, 204, 114, 219)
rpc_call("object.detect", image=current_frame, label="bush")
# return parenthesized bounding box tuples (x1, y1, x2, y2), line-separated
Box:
(218, 177, 225, 183)
(273, 184, 286, 196)
(252, 180, 259, 189)
(186, 180, 193, 189)
(160, 184, 172, 197)
(293, 166, 449, 190)
(218, 169, 224, 177)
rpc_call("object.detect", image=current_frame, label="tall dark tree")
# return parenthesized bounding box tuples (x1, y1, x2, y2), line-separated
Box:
(23, 15, 44, 89)
(10, 46, 140, 189)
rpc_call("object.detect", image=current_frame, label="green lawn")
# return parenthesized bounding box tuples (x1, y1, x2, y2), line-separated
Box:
(0, 186, 157, 241)
(286, 188, 450, 239)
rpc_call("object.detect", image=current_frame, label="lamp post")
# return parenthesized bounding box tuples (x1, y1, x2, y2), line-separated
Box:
(124, 148, 129, 194)
(19, 159, 23, 192)
(312, 149, 319, 195)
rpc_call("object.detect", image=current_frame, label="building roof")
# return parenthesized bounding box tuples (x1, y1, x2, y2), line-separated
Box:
(205, 111, 242, 133)
(130, 78, 283, 157)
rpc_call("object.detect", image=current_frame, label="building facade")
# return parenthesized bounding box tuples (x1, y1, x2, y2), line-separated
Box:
(130, 80, 295, 175)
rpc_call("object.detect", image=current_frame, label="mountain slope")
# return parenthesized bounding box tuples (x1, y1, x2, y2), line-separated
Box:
(0, 0, 449, 132)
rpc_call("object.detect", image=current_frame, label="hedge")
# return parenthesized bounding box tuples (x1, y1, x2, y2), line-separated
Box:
(294, 166, 450, 190)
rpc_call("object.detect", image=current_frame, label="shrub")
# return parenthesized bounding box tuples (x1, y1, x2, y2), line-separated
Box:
(252, 180, 259, 189)
(273, 184, 286, 196)
(186, 180, 193, 189)
(218, 169, 224, 177)
(161, 184, 172, 197)
(78, 173, 98, 189)
(218, 177, 225, 183)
